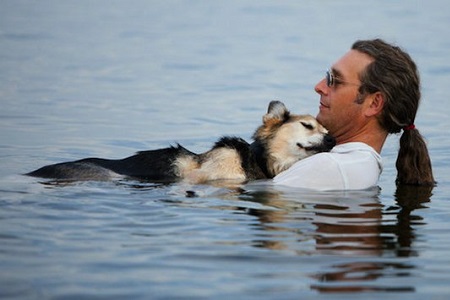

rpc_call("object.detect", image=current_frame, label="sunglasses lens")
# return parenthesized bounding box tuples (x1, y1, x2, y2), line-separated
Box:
(326, 70, 332, 87)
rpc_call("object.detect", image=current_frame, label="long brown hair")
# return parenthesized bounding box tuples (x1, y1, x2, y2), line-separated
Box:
(352, 39, 435, 186)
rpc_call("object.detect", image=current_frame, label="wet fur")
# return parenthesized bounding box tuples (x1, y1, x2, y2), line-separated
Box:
(26, 101, 335, 183)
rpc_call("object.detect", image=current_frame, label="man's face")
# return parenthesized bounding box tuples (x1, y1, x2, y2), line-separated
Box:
(314, 50, 374, 142)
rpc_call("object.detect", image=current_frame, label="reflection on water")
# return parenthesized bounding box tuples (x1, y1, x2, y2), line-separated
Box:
(239, 184, 433, 293)
(311, 261, 416, 293)
(384, 185, 432, 257)
(239, 185, 383, 256)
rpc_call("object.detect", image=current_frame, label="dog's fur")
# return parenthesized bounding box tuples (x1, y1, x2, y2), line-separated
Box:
(26, 101, 335, 183)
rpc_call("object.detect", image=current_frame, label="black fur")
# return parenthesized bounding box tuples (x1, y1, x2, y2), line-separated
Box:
(26, 145, 197, 182)
(249, 140, 272, 178)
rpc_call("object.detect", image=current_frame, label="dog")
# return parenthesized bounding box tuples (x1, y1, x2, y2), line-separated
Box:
(26, 101, 335, 184)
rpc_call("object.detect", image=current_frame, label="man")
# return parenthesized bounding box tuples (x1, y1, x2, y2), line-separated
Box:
(273, 39, 435, 190)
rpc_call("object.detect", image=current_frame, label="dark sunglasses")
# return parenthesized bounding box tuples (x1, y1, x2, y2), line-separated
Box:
(326, 69, 360, 87)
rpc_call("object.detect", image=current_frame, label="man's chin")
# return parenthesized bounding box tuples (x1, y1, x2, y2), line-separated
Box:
(316, 113, 325, 125)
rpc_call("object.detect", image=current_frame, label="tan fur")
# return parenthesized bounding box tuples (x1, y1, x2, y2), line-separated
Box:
(174, 148, 246, 183)
(173, 155, 200, 178)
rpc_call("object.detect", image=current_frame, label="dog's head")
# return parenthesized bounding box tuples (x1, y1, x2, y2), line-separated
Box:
(253, 100, 336, 176)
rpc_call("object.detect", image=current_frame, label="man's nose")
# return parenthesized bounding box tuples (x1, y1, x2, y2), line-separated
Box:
(314, 78, 328, 95)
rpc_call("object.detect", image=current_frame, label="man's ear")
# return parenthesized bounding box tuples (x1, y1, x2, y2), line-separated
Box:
(364, 92, 385, 117)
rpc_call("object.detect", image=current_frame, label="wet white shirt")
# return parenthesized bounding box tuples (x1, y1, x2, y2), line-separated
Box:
(273, 142, 382, 191)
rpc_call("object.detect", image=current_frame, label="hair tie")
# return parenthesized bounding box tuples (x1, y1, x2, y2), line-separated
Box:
(403, 124, 415, 131)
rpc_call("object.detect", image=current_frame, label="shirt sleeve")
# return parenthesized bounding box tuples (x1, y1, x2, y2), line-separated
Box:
(272, 153, 346, 191)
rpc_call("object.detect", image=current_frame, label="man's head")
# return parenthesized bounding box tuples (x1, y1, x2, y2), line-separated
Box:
(314, 45, 384, 147)
(351, 39, 421, 134)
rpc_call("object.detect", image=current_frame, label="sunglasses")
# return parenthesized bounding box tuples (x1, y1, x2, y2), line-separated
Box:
(326, 69, 360, 87)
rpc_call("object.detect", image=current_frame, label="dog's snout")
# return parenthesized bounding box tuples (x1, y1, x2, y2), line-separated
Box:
(324, 134, 336, 149)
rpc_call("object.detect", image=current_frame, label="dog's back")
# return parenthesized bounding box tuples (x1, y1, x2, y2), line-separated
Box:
(26, 145, 196, 182)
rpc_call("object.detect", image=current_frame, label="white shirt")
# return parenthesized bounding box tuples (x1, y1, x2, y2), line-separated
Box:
(273, 142, 383, 191)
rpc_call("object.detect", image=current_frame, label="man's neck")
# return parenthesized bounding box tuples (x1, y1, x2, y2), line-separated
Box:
(335, 123, 388, 154)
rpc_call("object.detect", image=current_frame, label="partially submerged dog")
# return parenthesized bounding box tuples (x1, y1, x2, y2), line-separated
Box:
(26, 101, 335, 183)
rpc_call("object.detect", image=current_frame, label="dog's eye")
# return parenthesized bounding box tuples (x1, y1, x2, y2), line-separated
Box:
(301, 122, 314, 130)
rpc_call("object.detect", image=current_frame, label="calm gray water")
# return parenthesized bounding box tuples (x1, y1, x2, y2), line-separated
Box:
(1, 1, 450, 299)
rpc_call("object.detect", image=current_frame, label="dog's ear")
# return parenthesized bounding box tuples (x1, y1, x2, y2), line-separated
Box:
(263, 101, 290, 124)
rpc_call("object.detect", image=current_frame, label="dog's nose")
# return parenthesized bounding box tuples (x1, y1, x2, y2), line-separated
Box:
(324, 134, 336, 149)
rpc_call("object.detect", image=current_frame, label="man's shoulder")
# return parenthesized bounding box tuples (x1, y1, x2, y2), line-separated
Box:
(326, 142, 382, 169)
(331, 142, 378, 153)
(308, 142, 381, 166)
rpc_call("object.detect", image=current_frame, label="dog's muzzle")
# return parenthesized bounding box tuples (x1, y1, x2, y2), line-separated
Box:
(297, 134, 336, 152)
(323, 134, 336, 150)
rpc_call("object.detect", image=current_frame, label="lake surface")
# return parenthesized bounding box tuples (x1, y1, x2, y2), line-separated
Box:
(1, 1, 450, 299)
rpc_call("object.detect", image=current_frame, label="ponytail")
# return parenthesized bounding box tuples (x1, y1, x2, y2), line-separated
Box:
(396, 128, 435, 185)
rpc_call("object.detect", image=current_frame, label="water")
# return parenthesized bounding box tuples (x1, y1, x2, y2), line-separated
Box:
(1, 1, 450, 299)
